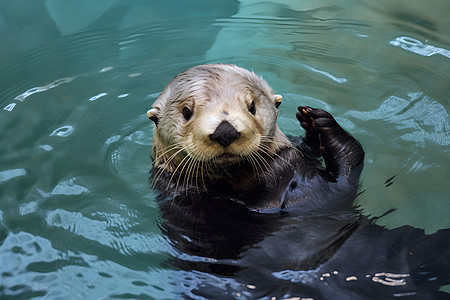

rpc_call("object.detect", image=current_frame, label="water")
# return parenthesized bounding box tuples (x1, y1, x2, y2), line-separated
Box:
(0, 0, 449, 298)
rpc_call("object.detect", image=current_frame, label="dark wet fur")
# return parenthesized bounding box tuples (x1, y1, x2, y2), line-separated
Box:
(151, 107, 450, 299)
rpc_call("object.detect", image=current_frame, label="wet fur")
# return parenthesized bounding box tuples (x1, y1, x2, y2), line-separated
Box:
(148, 64, 450, 299)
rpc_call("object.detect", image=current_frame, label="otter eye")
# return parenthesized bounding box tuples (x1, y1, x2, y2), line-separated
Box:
(249, 101, 256, 115)
(182, 107, 193, 121)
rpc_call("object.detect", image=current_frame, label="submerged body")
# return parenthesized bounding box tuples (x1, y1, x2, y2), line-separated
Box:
(147, 64, 450, 299)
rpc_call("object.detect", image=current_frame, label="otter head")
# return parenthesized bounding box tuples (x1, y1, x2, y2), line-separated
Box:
(147, 64, 289, 179)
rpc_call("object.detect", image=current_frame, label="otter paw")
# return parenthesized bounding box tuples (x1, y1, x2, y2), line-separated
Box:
(296, 106, 339, 134)
(296, 106, 315, 134)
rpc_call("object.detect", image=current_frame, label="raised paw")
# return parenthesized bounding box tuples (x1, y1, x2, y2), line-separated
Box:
(296, 106, 339, 133)
(296, 106, 345, 157)
(296, 106, 364, 180)
(296, 106, 315, 134)
(296, 106, 341, 131)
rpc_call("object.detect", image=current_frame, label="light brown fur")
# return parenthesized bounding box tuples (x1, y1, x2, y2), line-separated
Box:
(147, 64, 290, 188)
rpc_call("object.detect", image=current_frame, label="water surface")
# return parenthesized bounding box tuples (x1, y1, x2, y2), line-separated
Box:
(0, 0, 449, 298)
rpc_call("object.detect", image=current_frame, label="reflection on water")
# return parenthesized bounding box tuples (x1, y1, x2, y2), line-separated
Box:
(0, 0, 449, 298)
(390, 36, 450, 58)
(14, 78, 76, 103)
(49, 125, 74, 137)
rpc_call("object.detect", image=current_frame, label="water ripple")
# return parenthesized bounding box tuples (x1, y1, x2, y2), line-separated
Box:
(390, 36, 450, 58)
(0, 168, 27, 184)
(347, 93, 449, 146)
(50, 125, 74, 137)
(51, 178, 88, 196)
(88, 92, 108, 101)
(0, 2, 449, 298)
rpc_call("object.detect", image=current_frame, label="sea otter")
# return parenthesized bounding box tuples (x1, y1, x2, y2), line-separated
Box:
(147, 64, 450, 299)
(147, 63, 364, 212)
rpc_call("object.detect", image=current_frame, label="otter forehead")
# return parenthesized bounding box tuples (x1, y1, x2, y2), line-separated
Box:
(162, 64, 273, 106)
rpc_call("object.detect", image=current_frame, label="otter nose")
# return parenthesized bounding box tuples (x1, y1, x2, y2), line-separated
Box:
(210, 121, 240, 147)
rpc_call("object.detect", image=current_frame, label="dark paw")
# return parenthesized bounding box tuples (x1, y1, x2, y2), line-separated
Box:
(296, 106, 344, 156)
(296, 106, 364, 179)
(296, 106, 339, 136)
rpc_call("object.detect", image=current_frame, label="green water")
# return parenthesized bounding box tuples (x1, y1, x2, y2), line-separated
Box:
(0, 0, 449, 298)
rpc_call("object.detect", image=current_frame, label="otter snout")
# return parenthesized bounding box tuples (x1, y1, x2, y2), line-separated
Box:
(210, 121, 240, 147)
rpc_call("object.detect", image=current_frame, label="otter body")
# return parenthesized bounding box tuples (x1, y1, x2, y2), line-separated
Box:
(147, 64, 450, 299)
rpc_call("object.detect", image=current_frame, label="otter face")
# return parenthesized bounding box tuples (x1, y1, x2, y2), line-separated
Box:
(148, 64, 286, 175)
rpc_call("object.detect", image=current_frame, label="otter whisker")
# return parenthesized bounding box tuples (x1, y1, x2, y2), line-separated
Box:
(257, 139, 280, 157)
(245, 153, 264, 182)
(252, 150, 272, 171)
(254, 154, 273, 180)
(200, 159, 208, 192)
(154, 142, 184, 162)
(194, 147, 210, 192)
(260, 135, 292, 147)
(182, 145, 202, 190)
(181, 143, 210, 193)
(204, 159, 216, 181)
(178, 155, 198, 194)
(154, 144, 185, 177)
(152, 146, 187, 189)
(257, 146, 279, 164)
(160, 149, 185, 170)
(260, 137, 292, 153)
(192, 158, 199, 192)
(179, 158, 190, 192)
(258, 142, 292, 164)
(184, 155, 198, 193)
(184, 157, 198, 193)
(154, 143, 186, 173)
(260, 135, 304, 158)
(169, 153, 192, 191)
(259, 142, 301, 166)
(157, 145, 184, 165)
(151, 143, 182, 179)
(200, 157, 214, 180)
(187, 146, 210, 192)
(194, 158, 203, 193)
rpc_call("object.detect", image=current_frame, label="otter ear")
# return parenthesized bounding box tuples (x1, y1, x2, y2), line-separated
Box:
(147, 108, 160, 126)
(273, 94, 282, 108)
